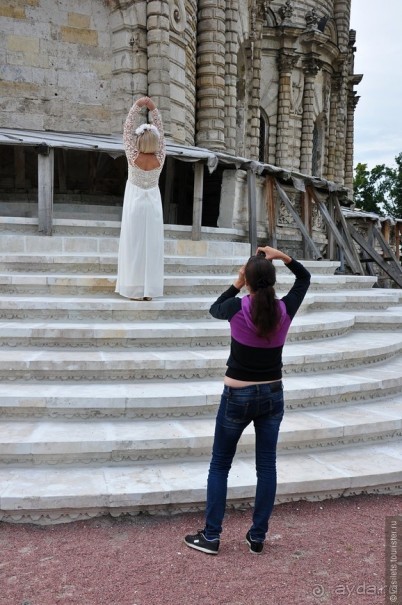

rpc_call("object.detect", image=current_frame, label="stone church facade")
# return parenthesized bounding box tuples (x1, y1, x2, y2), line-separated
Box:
(0, 0, 361, 245)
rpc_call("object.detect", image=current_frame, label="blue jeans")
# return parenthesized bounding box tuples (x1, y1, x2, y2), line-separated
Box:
(204, 381, 284, 542)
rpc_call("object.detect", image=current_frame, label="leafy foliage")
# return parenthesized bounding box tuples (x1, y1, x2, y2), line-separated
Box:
(353, 153, 402, 218)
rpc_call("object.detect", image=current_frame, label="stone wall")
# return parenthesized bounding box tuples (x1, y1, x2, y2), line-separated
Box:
(0, 0, 113, 133)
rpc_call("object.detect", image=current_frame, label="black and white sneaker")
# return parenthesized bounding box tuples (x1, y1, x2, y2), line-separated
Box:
(246, 531, 264, 554)
(184, 530, 219, 555)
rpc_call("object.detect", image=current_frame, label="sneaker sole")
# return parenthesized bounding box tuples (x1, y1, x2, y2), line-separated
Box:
(184, 539, 219, 555)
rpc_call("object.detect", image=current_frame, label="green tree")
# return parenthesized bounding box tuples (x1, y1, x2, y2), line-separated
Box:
(353, 154, 402, 218)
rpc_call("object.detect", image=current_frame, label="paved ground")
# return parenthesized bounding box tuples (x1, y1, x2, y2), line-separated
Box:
(0, 493, 401, 605)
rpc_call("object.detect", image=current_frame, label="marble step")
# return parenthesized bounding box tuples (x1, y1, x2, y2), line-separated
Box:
(1, 441, 401, 523)
(0, 272, 378, 296)
(0, 217, 249, 243)
(0, 331, 401, 381)
(0, 254, 340, 276)
(0, 310, 401, 348)
(0, 230, 250, 257)
(0, 396, 401, 465)
(0, 290, 399, 322)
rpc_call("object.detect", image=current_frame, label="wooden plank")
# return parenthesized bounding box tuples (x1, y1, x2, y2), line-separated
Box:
(326, 195, 337, 260)
(191, 162, 204, 241)
(324, 193, 364, 274)
(395, 224, 401, 261)
(307, 189, 360, 273)
(373, 226, 401, 267)
(247, 169, 258, 255)
(265, 176, 277, 248)
(348, 225, 402, 287)
(274, 179, 322, 260)
(38, 148, 54, 236)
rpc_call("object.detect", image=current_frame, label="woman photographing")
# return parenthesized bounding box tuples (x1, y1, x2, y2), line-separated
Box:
(185, 246, 311, 555)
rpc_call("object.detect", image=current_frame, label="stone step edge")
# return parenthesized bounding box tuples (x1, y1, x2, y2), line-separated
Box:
(0, 399, 401, 463)
(0, 442, 401, 524)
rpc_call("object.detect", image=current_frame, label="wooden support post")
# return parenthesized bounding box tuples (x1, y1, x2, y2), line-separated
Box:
(395, 224, 401, 261)
(382, 220, 391, 244)
(38, 146, 54, 236)
(373, 226, 401, 266)
(349, 224, 402, 287)
(14, 147, 26, 190)
(329, 194, 364, 274)
(163, 156, 175, 224)
(301, 190, 312, 259)
(265, 176, 277, 248)
(327, 195, 336, 260)
(192, 162, 204, 241)
(247, 168, 258, 255)
(275, 179, 322, 260)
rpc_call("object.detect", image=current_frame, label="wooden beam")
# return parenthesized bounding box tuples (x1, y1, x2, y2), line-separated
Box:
(329, 194, 364, 274)
(307, 188, 360, 273)
(348, 224, 402, 287)
(38, 147, 54, 236)
(247, 168, 258, 255)
(301, 189, 313, 259)
(275, 179, 322, 260)
(373, 226, 401, 266)
(395, 224, 401, 261)
(326, 195, 337, 260)
(265, 176, 277, 248)
(191, 162, 204, 241)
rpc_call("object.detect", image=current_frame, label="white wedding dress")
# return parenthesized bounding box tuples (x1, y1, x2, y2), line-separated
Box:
(115, 105, 165, 299)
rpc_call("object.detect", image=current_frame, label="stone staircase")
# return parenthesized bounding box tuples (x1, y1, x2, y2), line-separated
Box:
(0, 217, 402, 524)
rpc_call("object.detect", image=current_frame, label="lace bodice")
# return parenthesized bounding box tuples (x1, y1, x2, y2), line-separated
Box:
(127, 163, 163, 189)
(123, 102, 166, 189)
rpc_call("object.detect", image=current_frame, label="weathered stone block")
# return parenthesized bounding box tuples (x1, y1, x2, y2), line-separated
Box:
(6, 35, 40, 54)
(67, 12, 91, 29)
(61, 26, 98, 47)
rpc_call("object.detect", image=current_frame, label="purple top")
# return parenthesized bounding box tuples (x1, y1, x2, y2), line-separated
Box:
(209, 258, 311, 381)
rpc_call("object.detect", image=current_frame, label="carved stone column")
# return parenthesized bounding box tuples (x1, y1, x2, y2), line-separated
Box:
(224, 0, 239, 154)
(247, 1, 266, 160)
(196, 0, 226, 150)
(344, 92, 359, 191)
(109, 1, 148, 133)
(300, 56, 322, 175)
(275, 50, 298, 168)
(326, 72, 340, 182)
(146, 0, 171, 136)
(334, 58, 348, 184)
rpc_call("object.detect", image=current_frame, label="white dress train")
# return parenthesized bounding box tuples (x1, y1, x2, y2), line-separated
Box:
(115, 104, 166, 299)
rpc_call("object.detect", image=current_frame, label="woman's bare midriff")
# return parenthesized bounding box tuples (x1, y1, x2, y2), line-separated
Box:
(223, 376, 281, 387)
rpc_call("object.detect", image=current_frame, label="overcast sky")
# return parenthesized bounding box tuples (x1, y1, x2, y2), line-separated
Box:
(350, 0, 402, 170)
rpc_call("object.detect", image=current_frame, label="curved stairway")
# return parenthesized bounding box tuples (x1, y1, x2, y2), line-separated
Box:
(0, 218, 401, 524)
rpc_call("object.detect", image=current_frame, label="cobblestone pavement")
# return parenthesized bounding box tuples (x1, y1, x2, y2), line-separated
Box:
(0, 494, 400, 605)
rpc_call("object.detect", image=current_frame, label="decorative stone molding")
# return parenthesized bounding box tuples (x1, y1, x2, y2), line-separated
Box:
(170, 0, 186, 34)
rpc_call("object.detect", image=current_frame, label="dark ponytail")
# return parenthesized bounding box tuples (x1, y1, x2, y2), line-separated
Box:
(245, 256, 279, 337)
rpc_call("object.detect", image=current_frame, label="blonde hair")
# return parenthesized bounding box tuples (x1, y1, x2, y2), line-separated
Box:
(136, 130, 159, 154)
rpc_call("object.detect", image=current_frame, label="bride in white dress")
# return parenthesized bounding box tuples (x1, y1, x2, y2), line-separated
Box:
(115, 96, 166, 300)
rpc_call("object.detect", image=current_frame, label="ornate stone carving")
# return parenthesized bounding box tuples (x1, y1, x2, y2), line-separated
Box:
(302, 56, 323, 77)
(305, 7, 319, 30)
(277, 50, 299, 73)
(278, 0, 294, 23)
(170, 0, 186, 34)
